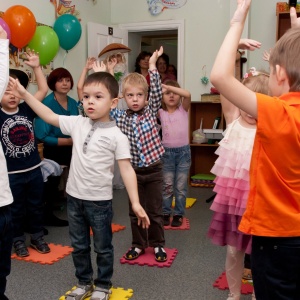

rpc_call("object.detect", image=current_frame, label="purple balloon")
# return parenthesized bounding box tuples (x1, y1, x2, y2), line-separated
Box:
(0, 17, 11, 41)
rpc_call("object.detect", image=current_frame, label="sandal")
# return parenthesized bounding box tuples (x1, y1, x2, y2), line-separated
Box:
(124, 247, 145, 260)
(154, 246, 167, 262)
(242, 268, 252, 280)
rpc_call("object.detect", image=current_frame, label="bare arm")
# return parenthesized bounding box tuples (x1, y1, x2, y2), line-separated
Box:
(77, 57, 96, 101)
(220, 94, 240, 125)
(210, 0, 257, 118)
(161, 84, 191, 111)
(149, 46, 163, 70)
(118, 159, 150, 228)
(8, 77, 60, 127)
(290, 6, 300, 28)
(0, 26, 9, 100)
(24, 49, 48, 101)
(238, 38, 261, 51)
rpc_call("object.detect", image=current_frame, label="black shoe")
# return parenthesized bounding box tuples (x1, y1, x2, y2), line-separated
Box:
(14, 241, 29, 257)
(171, 215, 183, 227)
(30, 237, 50, 254)
(163, 214, 171, 226)
(45, 214, 69, 227)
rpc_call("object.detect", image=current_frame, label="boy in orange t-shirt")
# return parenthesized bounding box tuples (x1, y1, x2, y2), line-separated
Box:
(211, 1, 300, 299)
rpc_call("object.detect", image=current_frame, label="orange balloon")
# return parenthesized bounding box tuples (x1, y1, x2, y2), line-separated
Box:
(3, 5, 36, 49)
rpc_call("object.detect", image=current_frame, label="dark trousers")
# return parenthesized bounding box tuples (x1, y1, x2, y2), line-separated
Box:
(9, 167, 44, 242)
(129, 161, 165, 249)
(0, 205, 13, 299)
(252, 235, 300, 300)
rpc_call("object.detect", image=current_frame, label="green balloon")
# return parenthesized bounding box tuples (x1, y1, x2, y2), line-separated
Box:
(28, 26, 59, 65)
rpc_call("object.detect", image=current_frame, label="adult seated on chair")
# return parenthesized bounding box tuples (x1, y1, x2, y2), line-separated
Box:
(35, 68, 79, 227)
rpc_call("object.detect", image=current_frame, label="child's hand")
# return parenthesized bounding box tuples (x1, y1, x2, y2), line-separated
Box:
(262, 49, 271, 62)
(92, 60, 107, 72)
(24, 49, 40, 68)
(0, 25, 7, 39)
(238, 38, 261, 51)
(149, 46, 163, 67)
(290, 7, 300, 29)
(132, 203, 150, 229)
(230, 0, 251, 26)
(85, 57, 97, 70)
(8, 76, 27, 99)
(107, 57, 117, 74)
(161, 84, 168, 94)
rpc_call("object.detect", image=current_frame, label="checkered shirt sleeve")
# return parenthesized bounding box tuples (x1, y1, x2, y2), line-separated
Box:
(110, 69, 164, 167)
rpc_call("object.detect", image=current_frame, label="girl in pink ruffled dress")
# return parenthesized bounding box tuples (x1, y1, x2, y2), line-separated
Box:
(207, 67, 269, 300)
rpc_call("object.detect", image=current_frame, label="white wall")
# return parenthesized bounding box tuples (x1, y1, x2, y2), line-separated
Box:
(110, 0, 278, 101)
(0, 0, 111, 99)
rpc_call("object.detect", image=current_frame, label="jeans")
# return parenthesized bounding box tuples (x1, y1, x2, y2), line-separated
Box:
(162, 145, 191, 216)
(0, 205, 13, 299)
(130, 161, 165, 248)
(9, 167, 44, 242)
(67, 195, 113, 290)
(252, 236, 300, 300)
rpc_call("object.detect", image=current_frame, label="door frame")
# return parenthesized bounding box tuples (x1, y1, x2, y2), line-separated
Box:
(119, 20, 185, 85)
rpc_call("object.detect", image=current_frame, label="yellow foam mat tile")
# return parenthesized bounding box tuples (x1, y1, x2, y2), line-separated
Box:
(60, 286, 133, 300)
(172, 197, 196, 208)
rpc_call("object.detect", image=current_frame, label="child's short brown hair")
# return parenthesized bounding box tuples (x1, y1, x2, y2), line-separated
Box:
(269, 28, 300, 92)
(122, 72, 149, 96)
(84, 72, 119, 98)
(161, 80, 180, 110)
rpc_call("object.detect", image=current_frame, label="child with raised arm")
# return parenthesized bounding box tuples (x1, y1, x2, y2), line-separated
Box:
(158, 80, 191, 227)
(9, 71, 150, 300)
(211, 2, 300, 299)
(1, 49, 49, 258)
(208, 67, 269, 300)
(110, 47, 168, 262)
(0, 25, 14, 300)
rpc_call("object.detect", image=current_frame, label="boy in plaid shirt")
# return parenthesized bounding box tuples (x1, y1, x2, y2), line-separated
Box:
(110, 47, 167, 262)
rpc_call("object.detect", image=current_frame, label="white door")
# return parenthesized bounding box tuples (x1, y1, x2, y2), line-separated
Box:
(87, 23, 128, 58)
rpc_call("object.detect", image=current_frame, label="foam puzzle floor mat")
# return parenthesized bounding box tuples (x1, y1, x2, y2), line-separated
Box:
(120, 247, 178, 268)
(172, 197, 196, 208)
(90, 223, 126, 235)
(11, 243, 73, 265)
(213, 271, 254, 295)
(60, 286, 133, 300)
(164, 217, 190, 230)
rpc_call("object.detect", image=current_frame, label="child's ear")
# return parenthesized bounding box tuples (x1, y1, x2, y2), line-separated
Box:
(111, 97, 118, 109)
(275, 64, 288, 85)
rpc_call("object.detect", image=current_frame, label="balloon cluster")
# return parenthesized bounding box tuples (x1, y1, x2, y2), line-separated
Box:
(1, 5, 82, 66)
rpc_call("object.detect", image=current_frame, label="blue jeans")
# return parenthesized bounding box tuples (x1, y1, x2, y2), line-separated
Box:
(162, 145, 191, 216)
(9, 167, 44, 242)
(0, 205, 13, 299)
(67, 195, 113, 290)
(252, 236, 300, 300)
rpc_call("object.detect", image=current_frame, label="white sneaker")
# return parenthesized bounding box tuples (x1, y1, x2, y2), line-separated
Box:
(65, 284, 93, 300)
(90, 287, 111, 300)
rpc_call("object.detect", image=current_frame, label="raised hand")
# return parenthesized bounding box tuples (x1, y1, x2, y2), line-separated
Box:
(92, 60, 107, 72)
(231, 0, 252, 26)
(106, 57, 117, 75)
(8, 76, 27, 99)
(290, 6, 300, 29)
(24, 49, 40, 68)
(0, 25, 7, 39)
(85, 57, 97, 70)
(262, 49, 271, 62)
(239, 38, 261, 51)
(149, 46, 163, 69)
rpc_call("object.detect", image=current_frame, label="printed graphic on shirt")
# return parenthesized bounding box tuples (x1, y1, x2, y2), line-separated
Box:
(1, 115, 35, 158)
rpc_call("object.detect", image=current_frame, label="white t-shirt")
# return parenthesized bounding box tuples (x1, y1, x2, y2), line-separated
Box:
(59, 115, 131, 201)
(0, 38, 13, 208)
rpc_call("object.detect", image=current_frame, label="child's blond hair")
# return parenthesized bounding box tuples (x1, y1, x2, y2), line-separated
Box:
(122, 72, 149, 96)
(242, 68, 269, 95)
